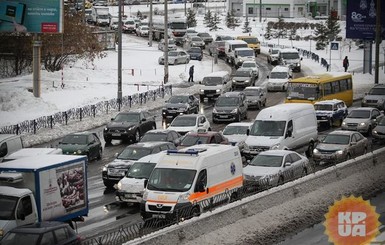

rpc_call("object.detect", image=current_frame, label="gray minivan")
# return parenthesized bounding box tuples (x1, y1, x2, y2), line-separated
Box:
(212, 92, 248, 123)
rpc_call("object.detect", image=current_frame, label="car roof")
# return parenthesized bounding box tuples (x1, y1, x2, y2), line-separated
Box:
(185, 131, 219, 137)
(204, 71, 229, 77)
(67, 131, 93, 136)
(271, 66, 290, 72)
(236, 67, 252, 72)
(258, 150, 296, 156)
(351, 107, 377, 111)
(222, 91, 245, 97)
(242, 61, 256, 64)
(314, 99, 344, 105)
(128, 141, 173, 148)
(328, 130, 357, 136)
(370, 84, 385, 88)
(9, 221, 70, 234)
(225, 122, 253, 127)
(175, 114, 200, 119)
(145, 129, 177, 134)
(0, 134, 20, 142)
(244, 86, 264, 90)
(235, 47, 253, 51)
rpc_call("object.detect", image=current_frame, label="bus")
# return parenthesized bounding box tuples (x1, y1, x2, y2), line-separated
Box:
(285, 72, 353, 106)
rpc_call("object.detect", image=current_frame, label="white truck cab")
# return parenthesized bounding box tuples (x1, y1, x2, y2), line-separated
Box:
(233, 47, 256, 68)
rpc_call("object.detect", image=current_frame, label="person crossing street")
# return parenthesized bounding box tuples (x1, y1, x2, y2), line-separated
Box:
(188, 65, 194, 83)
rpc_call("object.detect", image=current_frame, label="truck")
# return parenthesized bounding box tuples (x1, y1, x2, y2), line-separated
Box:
(0, 155, 88, 239)
(151, 15, 188, 45)
(91, 6, 110, 26)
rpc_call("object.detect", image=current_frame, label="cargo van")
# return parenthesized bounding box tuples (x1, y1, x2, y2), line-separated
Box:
(0, 134, 23, 162)
(140, 144, 243, 220)
(243, 103, 318, 160)
(266, 66, 292, 92)
(278, 48, 302, 72)
(224, 40, 248, 65)
(2, 148, 63, 162)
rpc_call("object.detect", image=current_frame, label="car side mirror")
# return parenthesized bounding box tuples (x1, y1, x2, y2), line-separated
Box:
(235, 54, 238, 58)
(285, 162, 292, 167)
(286, 130, 292, 138)
(114, 152, 119, 157)
(228, 48, 231, 52)
(351, 142, 357, 146)
(289, 75, 292, 79)
(267, 75, 269, 79)
(142, 118, 146, 122)
(199, 81, 202, 84)
(300, 57, 303, 60)
(144, 179, 148, 188)
(246, 129, 250, 135)
(111, 118, 115, 121)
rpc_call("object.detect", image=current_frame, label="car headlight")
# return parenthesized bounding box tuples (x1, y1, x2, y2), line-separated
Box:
(213, 108, 218, 113)
(77, 149, 84, 154)
(142, 190, 149, 201)
(116, 181, 122, 190)
(313, 148, 319, 154)
(128, 126, 136, 131)
(362, 99, 367, 103)
(336, 150, 344, 155)
(245, 80, 250, 84)
(373, 130, 377, 134)
(216, 89, 221, 92)
(231, 108, 238, 113)
(359, 122, 366, 126)
(200, 89, 204, 92)
(270, 143, 280, 150)
(104, 127, 108, 131)
(177, 193, 190, 203)
(239, 58, 243, 62)
(342, 121, 346, 126)
(102, 165, 107, 172)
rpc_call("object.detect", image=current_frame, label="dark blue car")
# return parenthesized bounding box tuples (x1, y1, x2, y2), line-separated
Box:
(187, 47, 203, 61)
(314, 99, 348, 128)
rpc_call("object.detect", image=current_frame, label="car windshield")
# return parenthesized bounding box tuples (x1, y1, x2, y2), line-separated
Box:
(147, 168, 196, 192)
(169, 40, 175, 45)
(61, 135, 87, 144)
(141, 26, 149, 30)
(0, 195, 18, 220)
(215, 97, 240, 106)
(249, 155, 283, 167)
(242, 37, 259, 44)
(271, 49, 279, 54)
(244, 89, 260, 96)
(117, 147, 152, 160)
(188, 48, 201, 54)
(168, 96, 188, 103)
(199, 33, 210, 37)
(281, 52, 299, 59)
(126, 162, 157, 179)
(192, 37, 202, 41)
(314, 104, 333, 111)
(250, 120, 286, 137)
(171, 117, 197, 127)
(322, 134, 350, 144)
(237, 50, 254, 56)
(347, 110, 370, 119)
(235, 70, 251, 77)
(140, 133, 167, 142)
(287, 83, 320, 100)
(1, 232, 40, 245)
(223, 125, 249, 135)
(378, 118, 385, 126)
(180, 135, 209, 146)
(202, 77, 223, 85)
(242, 63, 256, 68)
(169, 51, 179, 57)
(369, 88, 385, 95)
(187, 29, 197, 33)
(114, 113, 140, 122)
(217, 36, 233, 40)
(270, 72, 288, 79)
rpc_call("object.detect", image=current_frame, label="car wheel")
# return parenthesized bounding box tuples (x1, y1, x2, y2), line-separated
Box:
(306, 142, 314, 158)
(345, 153, 351, 162)
(152, 123, 156, 130)
(256, 102, 261, 110)
(186, 58, 190, 64)
(363, 147, 367, 155)
(212, 118, 218, 124)
(208, 127, 212, 131)
(189, 206, 201, 218)
(301, 168, 308, 177)
(134, 130, 141, 143)
(237, 113, 241, 122)
(200, 95, 205, 102)
(103, 180, 114, 189)
(229, 192, 238, 203)
(328, 119, 333, 128)
(97, 148, 102, 160)
(244, 111, 247, 120)
(366, 126, 372, 136)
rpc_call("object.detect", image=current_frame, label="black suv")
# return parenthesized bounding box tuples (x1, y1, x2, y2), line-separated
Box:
(102, 141, 176, 188)
(103, 111, 156, 144)
(162, 95, 200, 121)
(212, 92, 248, 123)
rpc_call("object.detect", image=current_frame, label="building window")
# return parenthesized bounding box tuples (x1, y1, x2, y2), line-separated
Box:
(284, 8, 289, 11)
(266, 7, 271, 11)
(248, 7, 253, 14)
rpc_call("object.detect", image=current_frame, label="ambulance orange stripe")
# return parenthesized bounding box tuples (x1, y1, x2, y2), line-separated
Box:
(147, 199, 178, 204)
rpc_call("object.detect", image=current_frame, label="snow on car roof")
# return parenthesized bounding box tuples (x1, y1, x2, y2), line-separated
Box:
(314, 99, 344, 105)
(271, 66, 290, 72)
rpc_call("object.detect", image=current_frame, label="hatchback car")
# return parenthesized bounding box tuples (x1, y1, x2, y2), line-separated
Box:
(243, 150, 310, 189)
(241, 61, 259, 79)
(0, 221, 81, 245)
(158, 51, 190, 65)
(313, 130, 369, 165)
(179, 130, 228, 148)
(232, 67, 256, 89)
(167, 114, 211, 135)
(102, 141, 176, 188)
(341, 107, 383, 135)
(103, 111, 156, 144)
(187, 47, 203, 61)
(314, 99, 348, 128)
(361, 84, 385, 110)
(212, 91, 248, 123)
(140, 129, 183, 147)
(243, 86, 267, 110)
(59, 131, 102, 161)
(197, 32, 213, 44)
(162, 94, 200, 120)
(372, 117, 385, 144)
(158, 38, 177, 51)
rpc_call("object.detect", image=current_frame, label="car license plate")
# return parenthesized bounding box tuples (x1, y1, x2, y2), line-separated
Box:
(207, 94, 213, 97)
(219, 115, 228, 118)
(112, 133, 121, 136)
(166, 115, 174, 118)
(153, 214, 166, 219)
(324, 155, 333, 159)
(125, 194, 135, 198)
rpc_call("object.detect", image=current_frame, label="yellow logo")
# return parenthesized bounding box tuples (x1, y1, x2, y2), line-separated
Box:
(324, 195, 380, 245)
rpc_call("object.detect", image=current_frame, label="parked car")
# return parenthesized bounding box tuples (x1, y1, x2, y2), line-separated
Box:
(232, 67, 256, 89)
(162, 94, 200, 120)
(222, 122, 253, 152)
(314, 99, 348, 128)
(313, 130, 369, 165)
(212, 91, 248, 123)
(241, 61, 259, 79)
(197, 32, 213, 44)
(187, 47, 203, 61)
(186, 36, 205, 49)
(135, 25, 149, 37)
(372, 117, 385, 144)
(0, 221, 81, 245)
(243, 150, 310, 188)
(267, 47, 280, 65)
(179, 130, 228, 148)
(158, 38, 177, 51)
(59, 131, 102, 161)
(208, 41, 225, 57)
(243, 86, 267, 110)
(103, 111, 156, 144)
(102, 141, 176, 188)
(361, 84, 385, 110)
(167, 114, 211, 135)
(341, 107, 383, 135)
(140, 129, 183, 146)
(158, 51, 190, 65)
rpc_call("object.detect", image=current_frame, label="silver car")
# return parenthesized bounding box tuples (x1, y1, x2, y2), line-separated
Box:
(361, 84, 385, 110)
(341, 107, 383, 135)
(158, 51, 190, 65)
(243, 86, 267, 110)
(313, 130, 369, 165)
(222, 122, 253, 153)
(241, 61, 259, 79)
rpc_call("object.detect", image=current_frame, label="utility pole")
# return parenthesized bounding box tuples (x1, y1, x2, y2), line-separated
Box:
(259, 0, 262, 23)
(149, 0, 153, 46)
(32, 34, 42, 98)
(374, 0, 381, 84)
(117, 0, 123, 105)
(164, 0, 169, 85)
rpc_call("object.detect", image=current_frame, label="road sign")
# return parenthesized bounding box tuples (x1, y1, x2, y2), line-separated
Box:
(330, 42, 339, 51)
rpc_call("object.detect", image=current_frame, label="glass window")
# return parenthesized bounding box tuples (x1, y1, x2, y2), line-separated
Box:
(340, 79, 348, 91)
(324, 83, 332, 95)
(289, 153, 301, 162)
(248, 7, 253, 14)
(160, 145, 169, 151)
(332, 81, 340, 93)
(54, 227, 68, 243)
(195, 169, 207, 192)
(40, 231, 55, 245)
(347, 79, 353, 89)
(0, 142, 7, 158)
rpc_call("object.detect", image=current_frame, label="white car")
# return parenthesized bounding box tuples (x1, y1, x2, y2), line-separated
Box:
(135, 25, 149, 37)
(243, 150, 310, 189)
(158, 51, 190, 65)
(167, 114, 211, 136)
(158, 38, 177, 51)
(241, 61, 259, 79)
(222, 122, 253, 152)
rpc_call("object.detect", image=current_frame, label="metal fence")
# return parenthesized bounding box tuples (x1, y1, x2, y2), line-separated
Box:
(81, 163, 309, 245)
(0, 85, 172, 135)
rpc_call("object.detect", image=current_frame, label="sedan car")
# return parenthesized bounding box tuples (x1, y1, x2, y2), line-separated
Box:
(0, 221, 81, 245)
(186, 36, 205, 49)
(341, 107, 383, 135)
(243, 150, 310, 189)
(197, 32, 213, 44)
(59, 131, 102, 161)
(232, 67, 256, 89)
(313, 130, 369, 165)
(179, 130, 228, 148)
(241, 61, 259, 79)
(135, 25, 149, 37)
(158, 51, 190, 65)
(162, 94, 200, 120)
(208, 41, 225, 57)
(167, 114, 211, 135)
(102, 141, 176, 188)
(372, 117, 385, 144)
(158, 38, 177, 51)
(222, 122, 253, 152)
(103, 111, 156, 144)
(187, 47, 203, 61)
(140, 129, 183, 147)
(243, 86, 267, 110)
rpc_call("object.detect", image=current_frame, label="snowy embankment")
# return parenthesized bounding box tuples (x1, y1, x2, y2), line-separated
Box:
(128, 148, 385, 245)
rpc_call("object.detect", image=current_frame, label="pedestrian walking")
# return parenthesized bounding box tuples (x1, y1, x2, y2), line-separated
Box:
(188, 65, 194, 83)
(343, 56, 349, 72)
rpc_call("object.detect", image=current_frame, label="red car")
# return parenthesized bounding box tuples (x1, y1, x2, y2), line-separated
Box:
(178, 130, 229, 149)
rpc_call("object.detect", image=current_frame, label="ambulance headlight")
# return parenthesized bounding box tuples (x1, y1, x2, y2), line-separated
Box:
(177, 193, 190, 203)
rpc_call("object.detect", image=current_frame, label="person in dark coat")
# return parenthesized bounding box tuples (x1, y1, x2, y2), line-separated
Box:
(343, 56, 349, 72)
(188, 65, 194, 83)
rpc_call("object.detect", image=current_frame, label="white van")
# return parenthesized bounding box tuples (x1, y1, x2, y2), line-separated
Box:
(234, 47, 256, 68)
(2, 148, 62, 162)
(140, 144, 243, 220)
(243, 103, 318, 160)
(199, 71, 232, 102)
(224, 40, 248, 65)
(266, 66, 292, 92)
(0, 134, 23, 162)
(278, 48, 302, 72)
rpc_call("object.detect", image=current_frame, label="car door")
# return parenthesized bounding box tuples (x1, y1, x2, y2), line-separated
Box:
(353, 133, 366, 156)
(89, 133, 100, 159)
(282, 154, 295, 181)
(138, 112, 148, 134)
(371, 109, 383, 127)
(350, 133, 360, 157)
(288, 153, 304, 178)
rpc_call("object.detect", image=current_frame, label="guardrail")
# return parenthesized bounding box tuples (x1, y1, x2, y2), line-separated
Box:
(0, 85, 172, 135)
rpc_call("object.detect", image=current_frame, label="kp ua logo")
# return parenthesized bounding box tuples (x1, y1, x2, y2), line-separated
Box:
(324, 195, 380, 245)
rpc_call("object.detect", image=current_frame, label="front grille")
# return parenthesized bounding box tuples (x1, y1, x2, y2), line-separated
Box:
(204, 90, 216, 94)
(366, 100, 378, 103)
(108, 129, 125, 133)
(377, 131, 385, 135)
(249, 146, 269, 152)
(318, 149, 336, 154)
(347, 123, 358, 127)
(148, 205, 172, 212)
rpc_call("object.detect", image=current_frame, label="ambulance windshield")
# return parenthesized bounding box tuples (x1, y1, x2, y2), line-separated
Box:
(147, 168, 196, 192)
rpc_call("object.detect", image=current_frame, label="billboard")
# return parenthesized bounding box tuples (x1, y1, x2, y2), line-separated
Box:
(346, 0, 385, 40)
(0, 0, 63, 33)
